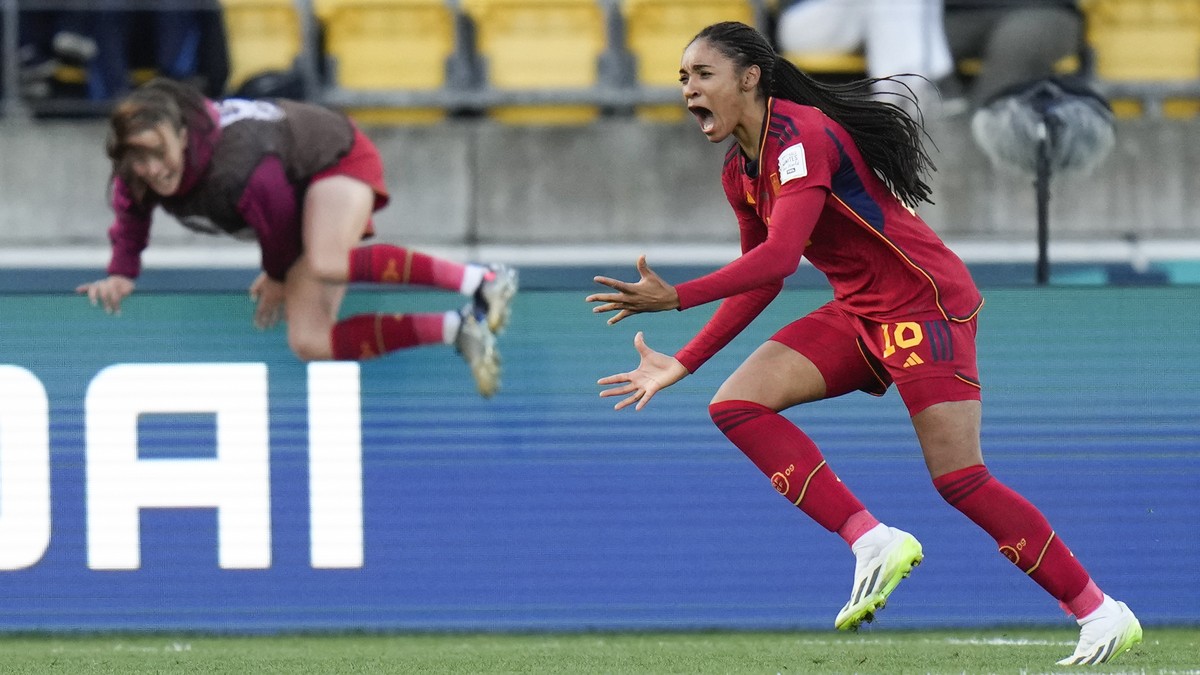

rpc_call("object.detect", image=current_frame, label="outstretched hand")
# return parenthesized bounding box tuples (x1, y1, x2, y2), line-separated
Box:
(597, 331, 689, 411)
(249, 272, 286, 330)
(586, 255, 679, 325)
(76, 275, 135, 315)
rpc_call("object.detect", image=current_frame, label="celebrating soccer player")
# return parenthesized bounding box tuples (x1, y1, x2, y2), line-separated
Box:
(587, 21, 1141, 665)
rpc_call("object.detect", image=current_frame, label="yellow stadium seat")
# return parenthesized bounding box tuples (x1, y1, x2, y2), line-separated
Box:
(784, 52, 867, 77)
(956, 55, 1080, 77)
(1111, 97, 1200, 119)
(220, 0, 304, 91)
(621, 0, 755, 121)
(461, 0, 606, 124)
(314, 0, 456, 124)
(783, 54, 1079, 81)
(1080, 0, 1200, 81)
(1163, 99, 1200, 118)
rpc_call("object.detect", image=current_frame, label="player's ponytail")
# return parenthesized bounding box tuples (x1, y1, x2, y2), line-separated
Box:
(692, 22, 936, 208)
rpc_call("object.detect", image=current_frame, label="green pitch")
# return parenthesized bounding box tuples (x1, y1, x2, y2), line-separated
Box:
(0, 628, 1194, 674)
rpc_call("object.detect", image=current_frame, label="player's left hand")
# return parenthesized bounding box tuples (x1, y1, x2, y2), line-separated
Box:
(598, 331, 689, 411)
(586, 255, 680, 325)
(249, 272, 285, 330)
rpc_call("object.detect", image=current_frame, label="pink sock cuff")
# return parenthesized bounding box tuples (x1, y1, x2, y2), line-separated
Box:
(1064, 579, 1103, 619)
(837, 509, 881, 547)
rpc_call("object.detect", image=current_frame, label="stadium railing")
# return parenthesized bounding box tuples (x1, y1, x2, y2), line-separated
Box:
(3, 0, 1199, 122)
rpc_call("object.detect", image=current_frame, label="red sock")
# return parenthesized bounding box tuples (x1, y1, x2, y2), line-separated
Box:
(935, 464, 1095, 611)
(348, 244, 468, 292)
(709, 400, 868, 534)
(330, 312, 446, 361)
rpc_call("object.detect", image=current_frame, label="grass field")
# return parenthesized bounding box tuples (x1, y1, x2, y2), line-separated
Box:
(1, 628, 1196, 674)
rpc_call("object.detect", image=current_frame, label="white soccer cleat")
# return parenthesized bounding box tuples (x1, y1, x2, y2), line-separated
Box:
(474, 263, 518, 334)
(1056, 595, 1142, 666)
(454, 305, 501, 398)
(834, 526, 924, 631)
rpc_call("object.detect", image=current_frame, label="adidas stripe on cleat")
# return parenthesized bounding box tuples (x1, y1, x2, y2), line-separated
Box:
(834, 527, 923, 631)
(1057, 596, 1142, 666)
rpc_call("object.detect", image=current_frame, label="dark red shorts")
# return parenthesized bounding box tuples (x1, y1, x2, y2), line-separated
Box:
(771, 302, 982, 416)
(312, 125, 391, 236)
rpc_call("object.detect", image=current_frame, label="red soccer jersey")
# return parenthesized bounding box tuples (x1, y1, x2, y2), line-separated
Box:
(674, 98, 983, 373)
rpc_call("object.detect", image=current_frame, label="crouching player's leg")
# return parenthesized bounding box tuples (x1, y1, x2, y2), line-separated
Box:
(285, 175, 507, 397)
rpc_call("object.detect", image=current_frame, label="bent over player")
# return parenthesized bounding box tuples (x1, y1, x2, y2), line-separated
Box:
(77, 78, 516, 397)
(587, 22, 1141, 665)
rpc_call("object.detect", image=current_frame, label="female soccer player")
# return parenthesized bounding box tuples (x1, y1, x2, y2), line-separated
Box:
(586, 21, 1140, 665)
(77, 78, 517, 398)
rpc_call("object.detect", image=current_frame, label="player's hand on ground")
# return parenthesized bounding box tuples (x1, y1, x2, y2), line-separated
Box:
(75, 275, 135, 315)
(249, 272, 286, 330)
(598, 331, 689, 411)
(587, 255, 680, 325)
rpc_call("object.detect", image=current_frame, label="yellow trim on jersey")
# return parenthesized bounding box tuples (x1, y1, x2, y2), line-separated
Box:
(756, 97, 776, 162)
(855, 338, 890, 391)
(828, 193, 983, 323)
(954, 373, 983, 389)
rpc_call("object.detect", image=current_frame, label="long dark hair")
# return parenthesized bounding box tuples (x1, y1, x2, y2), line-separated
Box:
(693, 22, 936, 207)
(105, 77, 213, 203)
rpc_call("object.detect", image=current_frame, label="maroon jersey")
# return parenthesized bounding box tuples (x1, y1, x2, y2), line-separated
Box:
(106, 98, 357, 281)
(674, 98, 983, 373)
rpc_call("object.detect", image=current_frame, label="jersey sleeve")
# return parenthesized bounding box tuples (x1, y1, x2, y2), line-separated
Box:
(105, 178, 153, 279)
(238, 155, 302, 281)
(671, 118, 839, 372)
(674, 184, 825, 309)
(673, 281, 782, 373)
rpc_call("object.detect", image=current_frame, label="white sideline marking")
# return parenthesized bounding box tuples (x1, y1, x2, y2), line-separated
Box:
(937, 637, 1075, 646)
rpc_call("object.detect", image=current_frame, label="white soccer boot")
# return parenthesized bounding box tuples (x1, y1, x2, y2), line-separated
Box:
(1056, 595, 1142, 665)
(834, 525, 924, 631)
(454, 305, 501, 398)
(473, 263, 519, 334)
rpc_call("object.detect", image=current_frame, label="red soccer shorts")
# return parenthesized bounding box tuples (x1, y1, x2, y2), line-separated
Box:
(770, 302, 981, 416)
(312, 124, 391, 237)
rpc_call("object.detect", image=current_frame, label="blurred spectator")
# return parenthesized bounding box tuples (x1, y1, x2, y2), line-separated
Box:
(9, 7, 97, 101)
(944, 0, 1083, 110)
(775, 0, 960, 117)
(9, 1, 228, 109)
(86, 1, 230, 101)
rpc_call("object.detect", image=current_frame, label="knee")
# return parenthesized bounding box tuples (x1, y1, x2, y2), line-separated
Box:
(708, 398, 749, 421)
(288, 328, 333, 362)
(932, 464, 990, 506)
(301, 252, 349, 284)
(708, 399, 773, 435)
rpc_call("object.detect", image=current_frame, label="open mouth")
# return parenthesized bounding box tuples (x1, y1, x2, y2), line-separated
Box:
(689, 106, 715, 133)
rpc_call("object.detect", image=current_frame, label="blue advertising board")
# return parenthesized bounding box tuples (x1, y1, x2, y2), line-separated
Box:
(0, 287, 1196, 631)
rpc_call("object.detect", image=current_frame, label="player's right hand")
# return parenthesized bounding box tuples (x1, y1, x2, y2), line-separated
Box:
(597, 331, 689, 411)
(76, 275, 135, 315)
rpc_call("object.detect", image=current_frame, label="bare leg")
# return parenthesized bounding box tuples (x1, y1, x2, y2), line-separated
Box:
(284, 176, 374, 361)
(712, 340, 826, 409)
(910, 400, 984, 479)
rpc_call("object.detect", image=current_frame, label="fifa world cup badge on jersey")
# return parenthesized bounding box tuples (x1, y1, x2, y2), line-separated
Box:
(778, 143, 807, 184)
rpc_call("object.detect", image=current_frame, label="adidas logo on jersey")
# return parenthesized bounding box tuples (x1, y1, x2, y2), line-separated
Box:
(902, 353, 924, 368)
